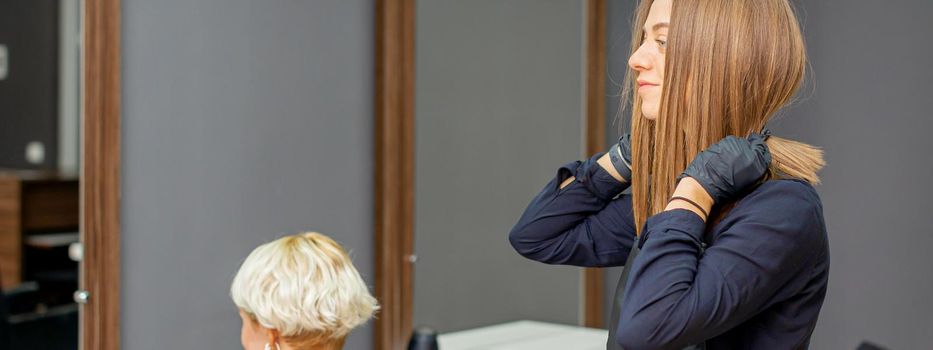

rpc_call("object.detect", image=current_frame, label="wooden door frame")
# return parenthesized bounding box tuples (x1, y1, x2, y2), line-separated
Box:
(374, 0, 415, 349)
(82, 0, 122, 349)
(374, 1, 608, 348)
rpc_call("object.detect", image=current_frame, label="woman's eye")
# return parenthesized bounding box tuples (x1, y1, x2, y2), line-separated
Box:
(656, 39, 667, 49)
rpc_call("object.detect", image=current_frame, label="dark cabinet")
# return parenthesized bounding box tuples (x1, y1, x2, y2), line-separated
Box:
(0, 0, 60, 170)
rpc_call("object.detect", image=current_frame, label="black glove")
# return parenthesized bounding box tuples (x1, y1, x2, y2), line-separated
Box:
(678, 130, 772, 205)
(608, 133, 633, 183)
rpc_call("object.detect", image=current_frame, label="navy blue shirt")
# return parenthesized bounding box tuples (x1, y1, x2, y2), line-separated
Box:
(509, 153, 829, 350)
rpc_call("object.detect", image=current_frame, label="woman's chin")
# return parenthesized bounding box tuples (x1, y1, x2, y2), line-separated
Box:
(641, 112, 658, 120)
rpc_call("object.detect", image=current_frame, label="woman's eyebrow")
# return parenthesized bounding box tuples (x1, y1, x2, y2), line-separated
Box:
(644, 22, 670, 33)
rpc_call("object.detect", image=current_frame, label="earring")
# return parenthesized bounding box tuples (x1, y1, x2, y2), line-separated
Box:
(264, 343, 280, 350)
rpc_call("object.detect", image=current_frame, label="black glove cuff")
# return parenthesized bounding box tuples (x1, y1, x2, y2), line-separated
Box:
(608, 143, 632, 182)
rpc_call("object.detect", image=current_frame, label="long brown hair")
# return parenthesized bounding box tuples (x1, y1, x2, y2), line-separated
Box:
(623, 0, 826, 235)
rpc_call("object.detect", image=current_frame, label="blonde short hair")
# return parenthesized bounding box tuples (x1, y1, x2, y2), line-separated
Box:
(230, 232, 379, 346)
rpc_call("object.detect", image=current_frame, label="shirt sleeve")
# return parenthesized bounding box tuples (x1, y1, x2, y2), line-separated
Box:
(508, 152, 637, 267)
(614, 180, 826, 350)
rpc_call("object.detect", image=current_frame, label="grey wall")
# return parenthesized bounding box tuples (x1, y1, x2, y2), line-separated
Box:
(58, 0, 80, 173)
(779, 1, 933, 349)
(604, 1, 933, 349)
(121, 1, 374, 349)
(413, 0, 586, 333)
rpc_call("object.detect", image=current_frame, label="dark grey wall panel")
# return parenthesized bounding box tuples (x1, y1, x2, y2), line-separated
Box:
(121, 0, 374, 348)
(413, 0, 585, 333)
(0, 0, 59, 169)
(602, 0, 638, 328)
(779, 1, 933, 349)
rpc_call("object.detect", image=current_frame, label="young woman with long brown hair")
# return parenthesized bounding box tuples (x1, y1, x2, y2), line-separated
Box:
(509, 0, 827, 349)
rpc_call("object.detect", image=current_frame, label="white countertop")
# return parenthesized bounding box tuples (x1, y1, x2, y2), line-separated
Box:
(437, 320, 608, 350)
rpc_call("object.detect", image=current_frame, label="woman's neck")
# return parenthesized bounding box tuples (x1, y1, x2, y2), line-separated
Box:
(278, 338, 345, 350)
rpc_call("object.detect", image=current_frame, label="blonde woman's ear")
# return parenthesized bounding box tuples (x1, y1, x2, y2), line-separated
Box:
(265, 329, 280, 350)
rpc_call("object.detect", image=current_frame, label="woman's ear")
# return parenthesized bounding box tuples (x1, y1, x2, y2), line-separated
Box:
(265, 329, 281, 349)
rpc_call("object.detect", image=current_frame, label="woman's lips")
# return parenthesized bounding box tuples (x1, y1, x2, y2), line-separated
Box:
(637, 80, 659, 90)
(638, 83, 658, 92)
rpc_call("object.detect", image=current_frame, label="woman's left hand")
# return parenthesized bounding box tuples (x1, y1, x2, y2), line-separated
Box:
(679, 131, 772, 205)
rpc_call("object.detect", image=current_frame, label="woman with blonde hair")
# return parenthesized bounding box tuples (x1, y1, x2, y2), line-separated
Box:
(230, 232, 379, 350)
(510, 0, 827, 349)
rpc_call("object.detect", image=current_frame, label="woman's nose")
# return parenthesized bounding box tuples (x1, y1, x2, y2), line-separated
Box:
(628, 45, 651, 72)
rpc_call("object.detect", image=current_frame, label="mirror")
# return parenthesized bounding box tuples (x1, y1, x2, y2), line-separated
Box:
(0, 0, 83, 348)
